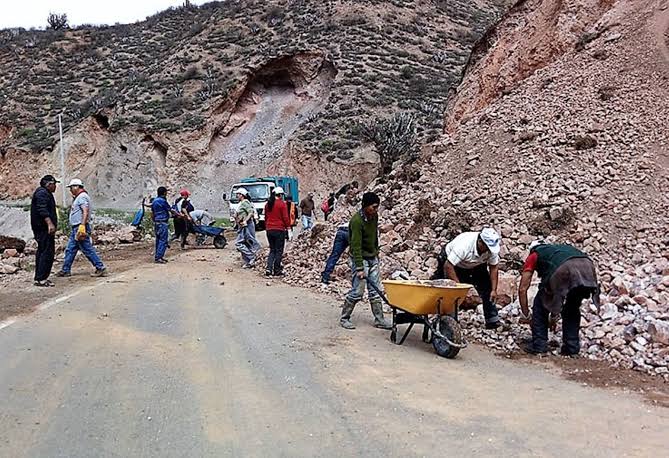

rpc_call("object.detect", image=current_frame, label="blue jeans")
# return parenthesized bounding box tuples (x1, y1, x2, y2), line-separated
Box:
(322, 227, 349, 281)
(345, 257, 381, 304)
(235, 221, 261, 264)
(61, 224, 105, 273)
(154, 222, 169, 261)
(301, 215, 314, 230)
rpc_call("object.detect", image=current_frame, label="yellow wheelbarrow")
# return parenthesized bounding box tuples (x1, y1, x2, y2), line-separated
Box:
(370, 279, 472, 358)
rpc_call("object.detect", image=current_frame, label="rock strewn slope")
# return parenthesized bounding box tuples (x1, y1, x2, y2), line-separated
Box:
(282, 0, 669, 378)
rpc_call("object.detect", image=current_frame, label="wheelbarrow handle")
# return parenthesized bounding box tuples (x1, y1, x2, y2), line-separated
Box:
(367, 280, 393, 307)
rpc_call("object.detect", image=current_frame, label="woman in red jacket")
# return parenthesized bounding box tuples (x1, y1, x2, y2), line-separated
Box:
(264, 186, 291, 276)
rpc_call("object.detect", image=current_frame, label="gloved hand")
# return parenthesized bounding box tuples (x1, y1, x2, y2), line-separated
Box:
(76, 224, 87, 241)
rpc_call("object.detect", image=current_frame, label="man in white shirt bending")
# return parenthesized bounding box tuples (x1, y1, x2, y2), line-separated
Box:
(432, 228, 502, 329)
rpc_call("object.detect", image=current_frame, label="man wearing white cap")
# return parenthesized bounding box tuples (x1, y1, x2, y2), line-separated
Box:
(234, 187, 260, 268)
(56, 178, 107, 278)
(432, 228, 502, 329)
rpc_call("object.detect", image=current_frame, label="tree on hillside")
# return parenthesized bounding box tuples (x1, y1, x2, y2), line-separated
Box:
(47, 13, 69, 30)
(362, 112, 419, 175)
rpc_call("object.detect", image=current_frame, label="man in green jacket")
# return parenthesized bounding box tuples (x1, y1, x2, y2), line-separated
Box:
(518, 241, 600, 355)
(340, 192, 392, 330)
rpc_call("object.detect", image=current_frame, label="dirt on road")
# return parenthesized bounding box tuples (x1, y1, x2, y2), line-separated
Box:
(2, 243, 668, 410)
(0, 242, 152, 322)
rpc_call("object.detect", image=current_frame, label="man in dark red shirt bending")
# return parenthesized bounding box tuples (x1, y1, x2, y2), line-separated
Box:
(518, 241, 600, 356)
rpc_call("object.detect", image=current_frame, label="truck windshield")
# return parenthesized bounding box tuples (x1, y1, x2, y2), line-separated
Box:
(229, 184, 271, 203)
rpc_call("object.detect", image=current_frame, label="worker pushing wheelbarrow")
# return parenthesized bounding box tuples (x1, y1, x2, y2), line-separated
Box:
(369, 278, 472, 359)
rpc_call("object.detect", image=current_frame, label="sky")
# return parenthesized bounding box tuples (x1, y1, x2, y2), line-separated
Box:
(0, 0, 211, 30)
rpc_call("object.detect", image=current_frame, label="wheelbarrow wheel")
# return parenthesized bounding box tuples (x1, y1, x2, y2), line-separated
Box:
(213, 235, 227, 249)
(432, 316, 462, 359)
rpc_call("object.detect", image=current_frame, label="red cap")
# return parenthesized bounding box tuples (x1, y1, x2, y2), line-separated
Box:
(180, 188, 190, 197)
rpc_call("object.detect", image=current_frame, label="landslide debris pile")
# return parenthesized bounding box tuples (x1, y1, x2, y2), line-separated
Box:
(281, 0, 669, 379)
(0, 0, 507, 159)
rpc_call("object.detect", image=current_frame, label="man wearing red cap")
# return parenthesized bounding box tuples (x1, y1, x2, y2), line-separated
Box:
(172, 189, 194, 249)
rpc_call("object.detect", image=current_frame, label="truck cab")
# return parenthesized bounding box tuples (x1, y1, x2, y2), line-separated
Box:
(226, 176, 298, 230)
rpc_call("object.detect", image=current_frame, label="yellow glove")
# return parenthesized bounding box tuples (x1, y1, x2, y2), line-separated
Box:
(76, 224, 87, 241)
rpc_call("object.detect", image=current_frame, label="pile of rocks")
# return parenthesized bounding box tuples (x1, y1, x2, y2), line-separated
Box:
(276, 1, 668, 379)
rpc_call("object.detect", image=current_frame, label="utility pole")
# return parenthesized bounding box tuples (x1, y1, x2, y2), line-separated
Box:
(58, 114, 66, 206)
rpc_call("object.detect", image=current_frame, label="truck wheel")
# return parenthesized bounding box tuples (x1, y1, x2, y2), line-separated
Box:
(213, 235, 227, 249)
(432, 316, 462, 359)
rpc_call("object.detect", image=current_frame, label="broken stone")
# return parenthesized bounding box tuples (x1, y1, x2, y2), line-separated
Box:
(647, 320, 669, 345)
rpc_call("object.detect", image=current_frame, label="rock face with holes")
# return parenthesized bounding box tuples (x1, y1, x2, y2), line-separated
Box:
(0, 1, 510, 209)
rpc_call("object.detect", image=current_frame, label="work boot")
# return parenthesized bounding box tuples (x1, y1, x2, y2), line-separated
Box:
(340, 298, 356, 330)
(371, 299, 392, 330)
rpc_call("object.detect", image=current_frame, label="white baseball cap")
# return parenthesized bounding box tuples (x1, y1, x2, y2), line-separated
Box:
(67, 178, 84, 187)
(235, 187, 249, 196)
(479, 228, 501, 255)
(273, 186, 285, 195)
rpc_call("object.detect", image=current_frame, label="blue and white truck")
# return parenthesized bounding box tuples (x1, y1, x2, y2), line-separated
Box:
(225, 176, 299, 229)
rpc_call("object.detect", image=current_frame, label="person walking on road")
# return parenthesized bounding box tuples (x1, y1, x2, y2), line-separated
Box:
(321, 222, 349, 284)
(151, 186, 173, 264)
(56, 179, 107, 278)
(299, 192, 316, 231)
(432, 228, 502, 329)
(234, 188, 260, 268)
(30, 174, 59, 287)
(518, 241, 600, 356)
(340, 192, 392, 330)
(264, 187, 291, 277)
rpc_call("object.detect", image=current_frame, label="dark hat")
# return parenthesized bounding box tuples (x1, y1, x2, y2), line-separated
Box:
(40, 175, 60, 186)
(361, 191, 380, 208)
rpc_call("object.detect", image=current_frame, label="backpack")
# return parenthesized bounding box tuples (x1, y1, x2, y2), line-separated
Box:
(321, 199, 330, 214)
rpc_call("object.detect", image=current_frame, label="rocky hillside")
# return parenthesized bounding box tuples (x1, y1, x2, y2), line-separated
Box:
(283, 0, 669, 378)
(0, 0, 509, 208)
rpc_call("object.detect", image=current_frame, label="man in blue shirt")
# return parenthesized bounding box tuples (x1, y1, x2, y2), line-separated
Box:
(151, 186, 173, 264)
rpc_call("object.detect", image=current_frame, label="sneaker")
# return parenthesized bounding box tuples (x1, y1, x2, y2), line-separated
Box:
(273, 271, 285, 277)
(34, 279, 55, 287)
(242, 263, 255, 269)
(155, 259, 168, 264)
(91, 268, 108, 277)
(485, 321, 501, 330)
(340, 319, 356, 330)
(55, 271, 71, 277)
(321, 276, 330, 285)
(265, 270, 273, 277)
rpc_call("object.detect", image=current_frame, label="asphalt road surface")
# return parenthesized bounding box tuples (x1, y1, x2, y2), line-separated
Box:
(1, 249, 668, 457)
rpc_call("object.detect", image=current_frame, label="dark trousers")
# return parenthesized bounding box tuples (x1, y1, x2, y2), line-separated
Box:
(455, 264, 499, 325)
(34, 229, 55, 281)
(532, 287, 589, 354)
(173, 218, 186, 240)
(180, 220, 193, 248)
(321, 227, 349, 281)
(266, 230, 286, 274)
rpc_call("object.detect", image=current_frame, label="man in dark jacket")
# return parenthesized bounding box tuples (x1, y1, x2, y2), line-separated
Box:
(518, 241, 600, 355)
(30, 175, 59, 286)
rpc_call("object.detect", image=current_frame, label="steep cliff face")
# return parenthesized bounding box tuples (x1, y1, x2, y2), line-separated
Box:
(0, 0, 509, 208)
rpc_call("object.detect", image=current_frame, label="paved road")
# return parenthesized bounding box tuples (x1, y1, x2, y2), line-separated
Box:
(1, 249, 668, 457)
